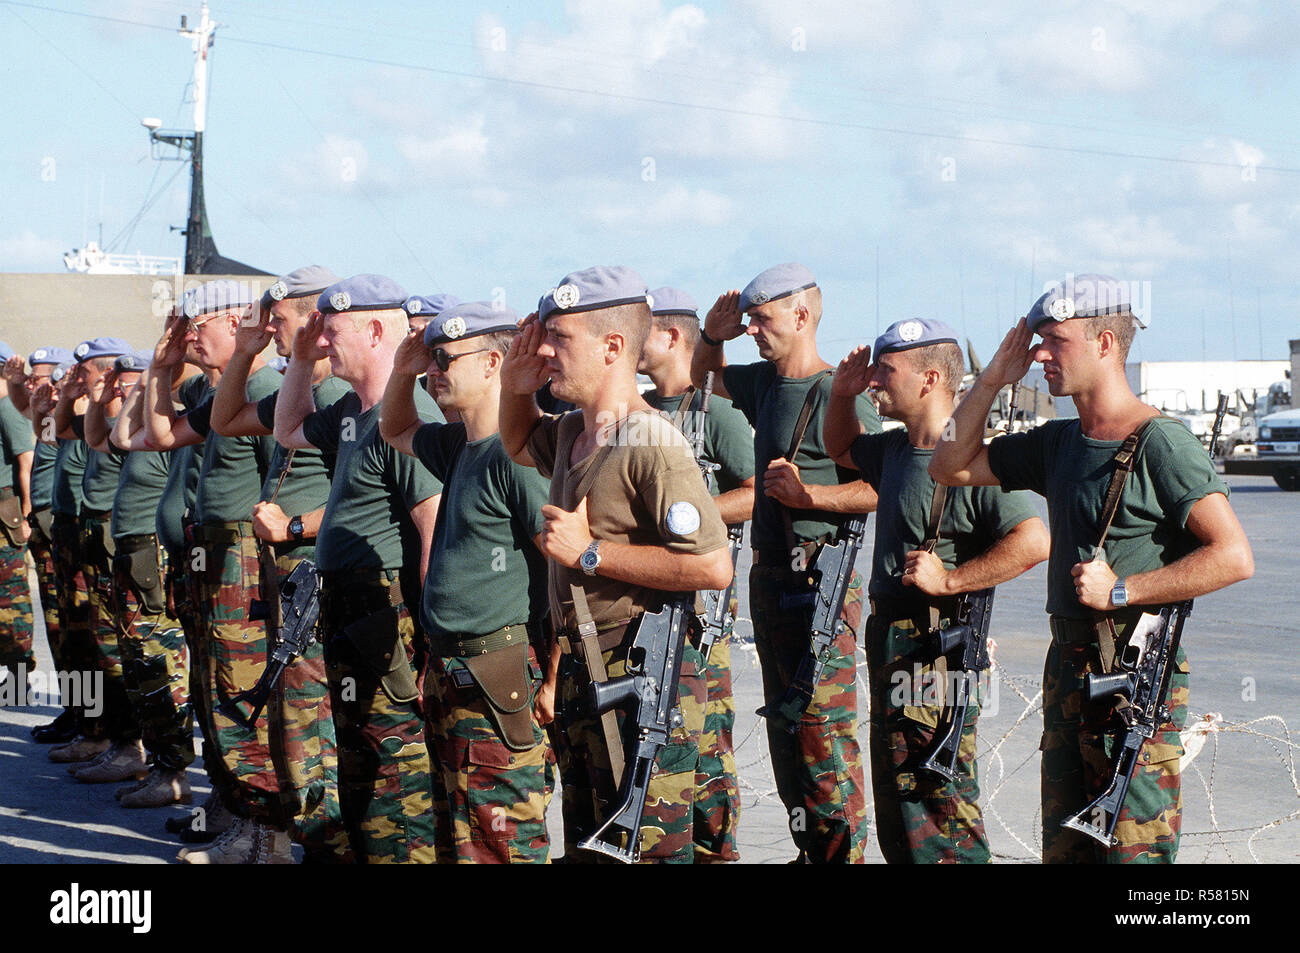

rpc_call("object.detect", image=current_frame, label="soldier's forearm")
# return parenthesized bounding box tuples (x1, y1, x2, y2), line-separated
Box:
(803, 479, 877, 514)
(499, 391, 542, 464)
(592, 542, 733, 593)
(942, 518, 1049, 594)
(273, 358, 317, 446)
(714, 486, 753, 525)
(211, 351, 254, 436)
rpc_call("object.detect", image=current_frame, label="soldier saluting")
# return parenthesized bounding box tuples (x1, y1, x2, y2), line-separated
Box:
(691, 263, 879, 864)
(381, 301, 555, 864)
(824, 318, 1049, 863)
(500, 265, 732, 863)
(929, 274, 1254, 863)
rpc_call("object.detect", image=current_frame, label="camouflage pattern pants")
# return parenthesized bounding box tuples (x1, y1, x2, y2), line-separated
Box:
(750, 563, 868, 864)
(81, 515, 135, 741)
(28, 512, 61, 667)
(1041, 633, 1189, 864)
(267, 551, 351, 863)
(320, 578, 437, 864)
(51, 514, 97, 736)
(555, 635, 705, 864)
(865, 611, 988, 864)
(194, 524, 277, 819)
(0, 539, 33, 678)
(171, 555, 232, 795)
(423, 644, 553, 864)
(111, 542, 194, 770)
(693, 624, 741, 863)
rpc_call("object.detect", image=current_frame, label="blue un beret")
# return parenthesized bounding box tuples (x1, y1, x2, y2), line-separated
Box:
(1027, 274, 1139, 332)
(874, 318, 961, 358)
(317, 274, 408, 315)
(113, 351, 153, 374)
(423, 301, 519, 348)
(739, 263, 817, 313)
(73, 337, 132, 363)
(262, 265, 340, 310)
(0, 341, 14, 363)
(29, 346, 75, 368)
(648, 286, 698, 318)
(184, 279, 257, 319)
(404, 294, 462, 320)
(538, 266, 651, 323)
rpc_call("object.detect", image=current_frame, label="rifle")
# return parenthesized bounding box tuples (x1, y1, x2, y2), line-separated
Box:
(1061, 406, 1227, 846)
(1060, 602, 1190, 846)
(217, 559, 322, 732)
(758, 514, 867, 732)
(681, 371, 742, 662)
(1209, 392, 1229, 458)
(919, 588, 994, 782)
(578, 596, 694, 863)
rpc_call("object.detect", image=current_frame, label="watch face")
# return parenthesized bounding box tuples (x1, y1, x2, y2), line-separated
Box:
(580, 550, 598, 570)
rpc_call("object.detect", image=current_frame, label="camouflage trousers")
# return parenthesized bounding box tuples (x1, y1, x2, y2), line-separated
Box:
(1041, 631, 1189, 864)
(266, 550, 351, 863)
(693, 620, 741, 863)
(111, 541, 194, 771)
(423, 642, 553, 864)
(555, 632, 705, 864)
(320, 575, 438, 864)
(865, 609, 989, 864)
(171, 554, 231, 796)
(194, 523, 277, 819)
(51, 514, 97, 735)
(0, 539, 33, 678)
(81, 514, 134, 741)
(28, 512, 61, 666)
(750, 562, 868, 864)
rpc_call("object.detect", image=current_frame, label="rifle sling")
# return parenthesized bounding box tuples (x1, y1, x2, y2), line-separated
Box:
(779, 371, 832, 552)
(1091, 418, 1157, 675)
(922, 482, 950, 709)
(557, 414, 626, 789)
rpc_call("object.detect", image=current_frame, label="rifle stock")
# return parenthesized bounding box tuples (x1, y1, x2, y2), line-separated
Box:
(919, 587, 994, 783)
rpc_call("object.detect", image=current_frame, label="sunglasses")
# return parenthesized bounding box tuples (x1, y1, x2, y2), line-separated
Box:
(431, 347, 489, 372)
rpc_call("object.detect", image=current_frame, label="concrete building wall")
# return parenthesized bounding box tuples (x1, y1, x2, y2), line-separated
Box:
(0, 273, 278, 359)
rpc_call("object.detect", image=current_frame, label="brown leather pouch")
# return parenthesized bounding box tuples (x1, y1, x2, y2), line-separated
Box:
(0, 494, 23, 548)
(342, 605, 419, 704)
(462, 642, 537, 751)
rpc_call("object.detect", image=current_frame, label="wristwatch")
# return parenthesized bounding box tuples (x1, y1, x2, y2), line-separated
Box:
(288, 515, 305, 541)
(579, 540, 602, 576)
(1109, 577, 1128, 608)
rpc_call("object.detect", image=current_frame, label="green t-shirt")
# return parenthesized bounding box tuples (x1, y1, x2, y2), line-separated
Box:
(723, 362, 881, 549)
(78, 416, 127, 515)
(157, 375, 213, 556)
(411, 422, 550, 640)
(112, 444, 170, 539)
(302, 389, 444, 574)
(31, 440, 58, 510)
(51, 438, 87, 517)
(255, 376, 351, 547)
(851, 428, 1039, 601)
(986, 416, 1229, 619)
(643, 389, 755, 497)
(0, 396, 36, 493)
(187, 365, 281, 525)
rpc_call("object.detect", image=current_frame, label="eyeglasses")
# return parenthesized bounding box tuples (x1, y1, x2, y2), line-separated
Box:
(188, 310, 240, 331)
(431, 347, 489, 372)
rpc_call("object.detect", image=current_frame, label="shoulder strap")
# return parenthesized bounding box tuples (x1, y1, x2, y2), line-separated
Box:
(779, 371, 832, 550)
(1091, 416, 1159, 674)
(669, 387, 697, 433)
(921, 481, 949, 555)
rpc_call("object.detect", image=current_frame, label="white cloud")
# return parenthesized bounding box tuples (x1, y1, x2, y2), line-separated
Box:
(278, 136, 374, 194)
(0, 231, 69, 270)
(396, 115, 489, 173)
(589, 184, 734, 228)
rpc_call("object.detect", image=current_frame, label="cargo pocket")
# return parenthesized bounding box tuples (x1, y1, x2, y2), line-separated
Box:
(342, 606, 419, 705)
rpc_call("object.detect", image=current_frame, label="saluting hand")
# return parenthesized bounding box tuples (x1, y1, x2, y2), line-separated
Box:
(832, 345, 873, 397)
(703, 290, 745, 344)
(234, 302, 274, 356)
(1071, 553, 1118, 610)
(2, 355, 26, 387)
(393, 328, 431, 378)
(540, 497, 594, 569)
(500, 314, 551, 396)
(901, 549, 951, 595)
(985, 318, 1036, 388)
(153, 313, 189, 369)
(32, 382, 55, 417)
(292, 311, 329, 363)
(764, 457, 814, 509)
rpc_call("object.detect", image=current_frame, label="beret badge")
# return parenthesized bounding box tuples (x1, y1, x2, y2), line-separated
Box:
(1048, 296, 1075, 320)
(330, 291, 352, 312)
(443, 317, 467, 339)
(899, 320, 923, 342)
(268, 281, 288, 301)
(553, 284, 581, 309)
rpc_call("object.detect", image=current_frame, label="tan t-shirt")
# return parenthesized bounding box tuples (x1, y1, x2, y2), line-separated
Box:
(527, 408, 728, 631)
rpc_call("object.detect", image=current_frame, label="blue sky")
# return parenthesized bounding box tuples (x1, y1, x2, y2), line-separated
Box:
(2, 0, 1297, 366)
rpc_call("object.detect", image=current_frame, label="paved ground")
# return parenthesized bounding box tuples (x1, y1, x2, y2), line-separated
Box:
(2, 472, 1296, 863)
